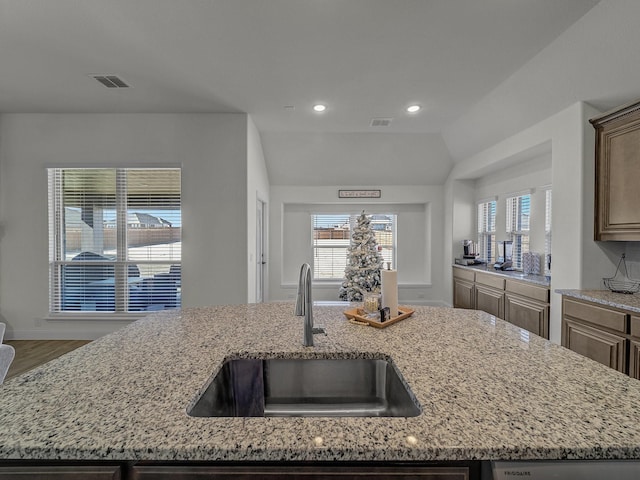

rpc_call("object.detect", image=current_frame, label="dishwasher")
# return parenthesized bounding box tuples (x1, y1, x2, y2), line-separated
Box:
(482, 460, 640, 479)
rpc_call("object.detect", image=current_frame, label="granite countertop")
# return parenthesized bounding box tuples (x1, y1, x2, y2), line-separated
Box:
(557, 289, 640, 313)
(453, 263, 550, 287)
(2, 303, 640, 462)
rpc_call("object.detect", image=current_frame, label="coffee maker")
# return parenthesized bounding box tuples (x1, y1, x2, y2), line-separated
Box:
(455, 240, 482, 265)
(463, 239, 477, 258)
(494, 240, 513, 270)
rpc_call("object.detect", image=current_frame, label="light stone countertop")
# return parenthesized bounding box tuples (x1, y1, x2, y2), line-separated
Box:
(2, 303, 640, 462)
(557, 289, 640, 313)
(453, 264, 550, 287)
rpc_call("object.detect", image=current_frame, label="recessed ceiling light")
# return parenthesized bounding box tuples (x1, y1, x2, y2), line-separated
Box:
(406, 105, 421, 113)
(313, 104, 327, 113)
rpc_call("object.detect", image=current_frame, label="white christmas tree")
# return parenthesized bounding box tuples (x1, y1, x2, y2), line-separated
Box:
(339, 211, 384, 301)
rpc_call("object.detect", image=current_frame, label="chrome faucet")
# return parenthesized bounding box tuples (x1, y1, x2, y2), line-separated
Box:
(295, 263, 326, 346)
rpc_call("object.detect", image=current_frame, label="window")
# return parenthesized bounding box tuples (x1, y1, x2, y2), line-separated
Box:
(312, 213, 396, 280)
(477, 200, 496, 263)
(48, 168, 181, 314)
(544, 189, 552, 275)
(506, 193, 530, 270)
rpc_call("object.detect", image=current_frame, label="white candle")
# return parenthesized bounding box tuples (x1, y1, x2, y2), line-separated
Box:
(381, 269, 398, 318)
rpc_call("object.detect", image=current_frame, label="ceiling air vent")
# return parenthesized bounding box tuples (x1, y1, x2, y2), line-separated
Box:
(90, 75, 131, 88)
(370, 117, 393, 127)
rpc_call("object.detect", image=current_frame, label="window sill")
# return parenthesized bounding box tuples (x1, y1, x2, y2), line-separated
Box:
(45, 312, 154, 322)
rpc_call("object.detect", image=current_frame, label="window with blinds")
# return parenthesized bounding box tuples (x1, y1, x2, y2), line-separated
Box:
(312, 213, 396, 280)
(477, 200, 496, 263)
(506, 193, 530, 270)
(544, 189, 552, 275)
(48, 168, 181, 314)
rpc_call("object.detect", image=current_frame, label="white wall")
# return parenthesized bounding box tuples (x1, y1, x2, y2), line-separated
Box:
(475, 155, 552, 256)
(269, 185, 445, 305)
(0, 113, 251, 339)
(246, 116, 270, 303)
(444, 102, 615, 344)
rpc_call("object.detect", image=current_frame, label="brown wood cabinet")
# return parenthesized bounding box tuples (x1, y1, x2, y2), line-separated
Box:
(0, 465, 121, 479)
(563, 318, 626, 372)
(453, 267, 475, 310)
(475, 272, 505, 319)
(561, 296, 639, 375)
(0, 461, 480, 480)
(590, 99, 640, 241)
(629, 315, 640, 379)
(452, 267, 550, 339)
(504, 279, 550, 339)
(131, 463, 473, 479)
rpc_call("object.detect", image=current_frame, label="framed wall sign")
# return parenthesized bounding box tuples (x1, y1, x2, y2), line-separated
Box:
(338, 189, 382, 199)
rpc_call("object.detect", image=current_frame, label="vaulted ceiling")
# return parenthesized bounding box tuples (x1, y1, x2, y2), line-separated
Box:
(4, 0, 637, 185)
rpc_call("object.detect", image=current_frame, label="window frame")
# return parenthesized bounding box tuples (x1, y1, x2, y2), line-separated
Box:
(311, 213, 397, 282)
(477, 199, 497, 264)
(48, 167, 182, 317)
(506, 193, 531, 270)
(544, 188, 552, 276)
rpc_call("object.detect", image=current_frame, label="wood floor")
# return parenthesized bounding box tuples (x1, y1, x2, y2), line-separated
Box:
(4, 340, 91, 380)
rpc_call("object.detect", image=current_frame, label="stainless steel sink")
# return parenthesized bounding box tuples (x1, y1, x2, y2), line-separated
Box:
(187, 357, 421, 417)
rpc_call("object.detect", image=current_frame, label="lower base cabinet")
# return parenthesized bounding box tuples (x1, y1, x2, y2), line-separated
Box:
(505, 293, 549, 339)
(562, 296, 635, 376)
(630, 340, 640, 380)
(475, 285, 504, 319)
(563, 318, 626, 372)
(0, 464, 121, 479)
(0, 462, 479, 480)
(130, 463, 475, 479)
(452, 267, 550, 339)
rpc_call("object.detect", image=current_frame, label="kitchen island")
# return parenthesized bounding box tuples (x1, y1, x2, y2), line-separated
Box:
(2, 303, 640, 477)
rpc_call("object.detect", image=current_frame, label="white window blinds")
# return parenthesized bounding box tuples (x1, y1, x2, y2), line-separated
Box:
(48, 168, 181, 314)
(312, 213, 396, 280)
(477, 200, 496, 263)
(506, 194, 530, 270)
(544, 189, 552, 275)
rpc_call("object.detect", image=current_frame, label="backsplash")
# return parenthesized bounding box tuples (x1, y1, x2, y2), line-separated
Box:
(625, 243, 640, 279)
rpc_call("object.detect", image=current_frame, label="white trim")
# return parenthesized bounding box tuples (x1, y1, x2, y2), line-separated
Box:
(476, 195, 498, 204)
(44, 313, 148, 322)
(280, 282, 433, 289)
(505, 188, 534, 199)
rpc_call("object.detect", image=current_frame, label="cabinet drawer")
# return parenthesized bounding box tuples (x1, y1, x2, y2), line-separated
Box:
(475, 272, 504, 290)
(563, 298, 627, 333)
(453, 267, 474, 282)
(505, 279, 549, 303)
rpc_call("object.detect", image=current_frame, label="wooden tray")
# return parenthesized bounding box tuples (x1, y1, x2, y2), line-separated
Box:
(343, 306, 415, 329)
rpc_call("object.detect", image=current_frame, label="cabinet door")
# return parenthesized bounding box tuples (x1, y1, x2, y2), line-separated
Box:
(562, 319, 627, 372)
(592, 102, 640, 240)
(630, 340, 640, 380)
(131, 464, 471, 479)
(475, 285, 504, 319)
(505, 294, 549, 339)
(453, 279, 475, 310)
(0, 465, 121, 479)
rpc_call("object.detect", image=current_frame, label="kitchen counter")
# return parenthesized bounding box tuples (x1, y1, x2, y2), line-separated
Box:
(2, 302, 640, 463)
(453, 263, 550, 287)
(557, 289, 640, 314)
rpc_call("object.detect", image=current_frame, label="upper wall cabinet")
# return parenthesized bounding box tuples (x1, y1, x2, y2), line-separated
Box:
(591, 99, 640, 241)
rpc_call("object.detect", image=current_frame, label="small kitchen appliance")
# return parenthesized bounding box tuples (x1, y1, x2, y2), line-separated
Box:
(493, 240, 513, 270)
(455, 240, 483, 266)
